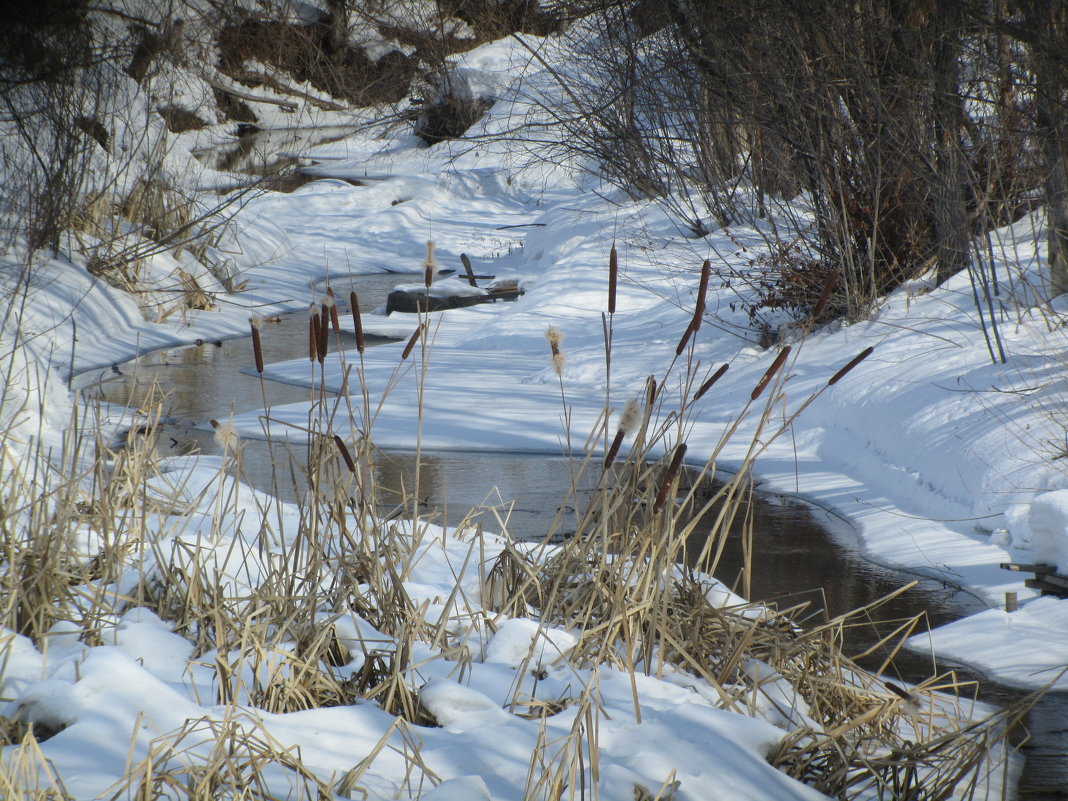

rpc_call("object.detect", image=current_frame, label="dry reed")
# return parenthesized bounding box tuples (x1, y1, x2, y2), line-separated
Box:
(0, 279, 1020, 801)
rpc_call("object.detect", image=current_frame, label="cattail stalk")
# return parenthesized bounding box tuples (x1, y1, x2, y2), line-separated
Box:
(350, 291, 365, 354)
(689, 259, 711, 333)
(653, 443, 688, 513)
(250, 315, 264, 374)
(605, 398, 640, 468)
(675, 325, 693, 356)
(812, 270, 840, 320)
(750, 345, 791, 401)
(608, 244, 618, 315)
(424, 241, 436, 288)
(308, 308, 319, 362)
(604, 428, 626, 469)
(325, 289, 341, 336)
(693, 363, 729, 403)
(334, 435, 356, 473)
(318, 299, 330, 361)
(402, 324, 423, 359)
(827, 346, 873, 386)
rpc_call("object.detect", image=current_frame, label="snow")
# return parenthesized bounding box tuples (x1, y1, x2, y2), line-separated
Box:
(1024, 491, 1068, 572)
(393, 277, 490, 298)
(0, 13, 1060, 799)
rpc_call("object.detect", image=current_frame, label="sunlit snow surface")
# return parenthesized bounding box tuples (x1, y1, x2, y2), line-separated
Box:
(1, 25, 1064, 800)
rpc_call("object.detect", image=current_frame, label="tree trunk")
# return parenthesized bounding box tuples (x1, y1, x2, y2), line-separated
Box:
(1020, 2, 1068, 296)
(931, 4, 970, 284)
(1035, 69, 1068, 296)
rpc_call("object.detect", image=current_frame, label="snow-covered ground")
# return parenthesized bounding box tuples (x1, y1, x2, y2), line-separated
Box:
(2, 21, 1065, 801)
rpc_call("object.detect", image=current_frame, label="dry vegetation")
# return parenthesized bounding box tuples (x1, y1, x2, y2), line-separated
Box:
(538, 0, 1068, 332)
(0, 264, 1029, 798)
(0, 2, 1056, 797)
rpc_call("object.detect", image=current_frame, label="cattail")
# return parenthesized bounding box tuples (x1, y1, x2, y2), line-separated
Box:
(693, 363, 729, 403)
(424, 241, 436, 288)
(350, 291, 365, 353)
(318, 298, 331, 360)
(250, 315, 264, 374)
(608, 243, 618, 314)
(750, 345, 791, 401)
(653, 443, 688, 513)
(827, 346, 873, 386)
(333, 435, 356, 473)
(812, 270, 840, 320)
(604, 429, 625, 469)
(618, 397, 640, 435)
(646, 375, 658, 408)
(308, 305, 320, 362)
(675, 324, 693, 356)
(690, 259, 712, 333)
(401, 324, 423, 359)
(604, 398, 640, 469)
(210, 418, 239, 453)
(546, 326, 565, 376)
(325, 288, 341, 336)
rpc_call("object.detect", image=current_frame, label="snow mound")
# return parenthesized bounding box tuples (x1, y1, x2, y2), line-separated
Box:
(1028, 491, 1068, 571)
(483, 618, 577, 668)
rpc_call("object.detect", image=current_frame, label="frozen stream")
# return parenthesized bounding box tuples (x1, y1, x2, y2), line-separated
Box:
(75, 271, 1068, 799)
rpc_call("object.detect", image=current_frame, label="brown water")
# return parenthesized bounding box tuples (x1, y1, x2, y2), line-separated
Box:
(77, 274, 1068, 800)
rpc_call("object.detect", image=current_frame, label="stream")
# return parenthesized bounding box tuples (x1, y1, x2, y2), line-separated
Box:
(73, 269, 1068, 799)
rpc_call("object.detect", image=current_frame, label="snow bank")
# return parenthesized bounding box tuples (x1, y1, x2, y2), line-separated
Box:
(1023, 491, 1068, 572)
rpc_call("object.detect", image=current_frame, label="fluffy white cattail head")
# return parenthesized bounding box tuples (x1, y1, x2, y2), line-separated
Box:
(546, 326, 565, 376)
(210, 418, 239, 453)
(618, 397, 640, 435)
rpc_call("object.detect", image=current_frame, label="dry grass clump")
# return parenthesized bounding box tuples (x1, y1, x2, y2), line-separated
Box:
(111, 714, 332, 800)
(476, 304, 1018, 797)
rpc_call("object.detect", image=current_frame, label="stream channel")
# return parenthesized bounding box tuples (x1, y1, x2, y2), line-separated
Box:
(72, 268, 1068, 799)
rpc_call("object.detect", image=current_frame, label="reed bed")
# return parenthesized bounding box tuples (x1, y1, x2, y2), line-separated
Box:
(0, 269, 1027, 799)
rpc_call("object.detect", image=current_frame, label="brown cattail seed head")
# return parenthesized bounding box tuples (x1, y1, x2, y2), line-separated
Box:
(308, 307, 319, 362)
(402, 324, 423, 359)
(250, 316, 264, 374)
(675, 324, 693, 356)
(350, 291, 365, 354)
(653, 443, 688, 513)
(812, 270, 840, 321)
(750, 345, 791, 401)
(645, 376, 658, 408)
(317, 303, 329, 362)
(608, 244, 618, 315)
(604, 428, 625, 469)
(424, 241, 436, 288)
(690, 259, 711, 333)
(693, 363, 729, 403)
(334, 435, 356, 473)
(828, 346, 873, 386)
